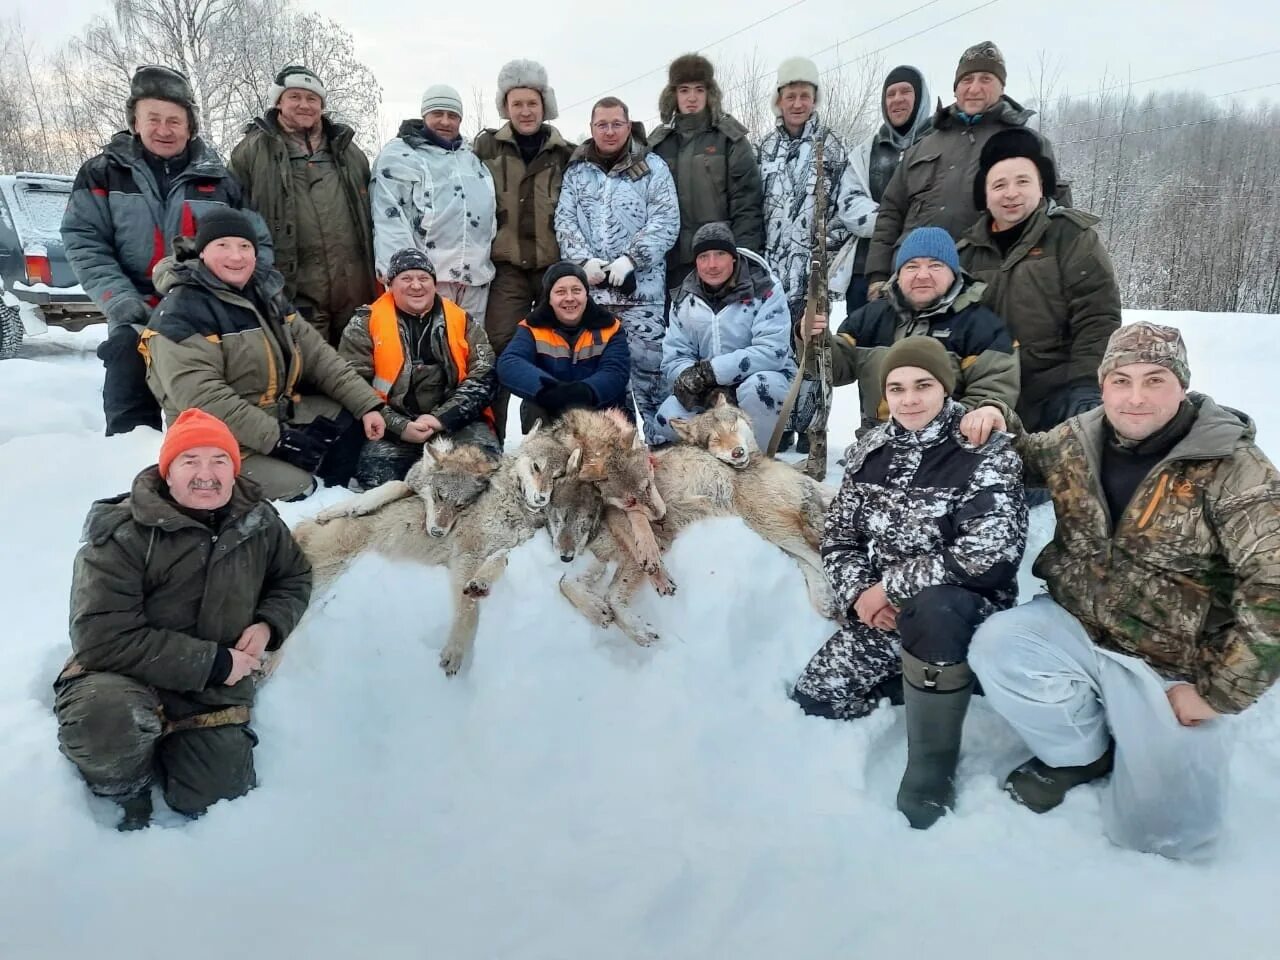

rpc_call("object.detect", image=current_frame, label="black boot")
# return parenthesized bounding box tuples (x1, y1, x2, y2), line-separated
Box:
(115, 789, 153, 832)
(777, 430, 795, 452)
(98, 327, 162, 436)
(896, 652, 974, 830)
(1005, 745, 1115, 814)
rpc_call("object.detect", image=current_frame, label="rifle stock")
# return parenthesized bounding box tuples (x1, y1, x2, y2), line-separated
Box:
(802, 137, 832, 481)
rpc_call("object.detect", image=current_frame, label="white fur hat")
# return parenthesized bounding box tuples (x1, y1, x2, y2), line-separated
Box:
(267, 65, 327, 109)
(495, 59, 559, 122)
(773, 56, 821, 116)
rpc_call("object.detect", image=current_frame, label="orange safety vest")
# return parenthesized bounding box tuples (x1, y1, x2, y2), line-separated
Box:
(519, 317, 622, 361)
(368, 291, 496, 431)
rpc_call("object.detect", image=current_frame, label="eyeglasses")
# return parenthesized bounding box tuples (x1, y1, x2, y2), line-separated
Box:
(591, 121, 629, 132)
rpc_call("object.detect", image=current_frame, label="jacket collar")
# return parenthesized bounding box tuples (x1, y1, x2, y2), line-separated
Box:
(106, 131, 228, 180)
(933, 94, 1035, 132)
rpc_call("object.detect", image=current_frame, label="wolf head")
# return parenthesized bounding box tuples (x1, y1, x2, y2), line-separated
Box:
(545, 449, 604, 562)
(409, 438, 500, 538)
(669, 393, 758, 469)
(512, 421, 578, 510)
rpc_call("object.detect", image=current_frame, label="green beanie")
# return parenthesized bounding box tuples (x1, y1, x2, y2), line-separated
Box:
(880, 335, 957, 395)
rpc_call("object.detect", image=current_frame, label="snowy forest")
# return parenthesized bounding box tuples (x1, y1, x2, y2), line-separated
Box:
(1, 0, 1277, 313)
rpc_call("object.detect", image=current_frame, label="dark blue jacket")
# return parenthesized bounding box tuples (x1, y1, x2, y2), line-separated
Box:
(497, 299, 631, 409)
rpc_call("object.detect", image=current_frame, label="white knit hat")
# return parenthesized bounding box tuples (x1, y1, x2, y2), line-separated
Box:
(773, 56, 821, 116)
(495, 59, 559, 122)
(267, 65, 327, 108)
(420, 84, 464, 117)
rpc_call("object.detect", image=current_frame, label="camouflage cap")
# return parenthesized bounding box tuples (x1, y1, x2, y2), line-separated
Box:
(1098, 322, 1190, 386)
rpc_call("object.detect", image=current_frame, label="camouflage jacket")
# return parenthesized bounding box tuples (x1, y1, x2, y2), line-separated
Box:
(1002, 394, 1280, 713)
(823, 400, 1027, 613)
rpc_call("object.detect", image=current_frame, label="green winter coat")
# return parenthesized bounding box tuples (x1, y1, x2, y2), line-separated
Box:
(473, 123, 574, 272)
(649, 108, 764, 278)
(992, 395, 1280, 714)
(959, 202, 1121, 428)
(228, 112, 377, 338)
(866, 97, 1066, 281)
(142, 256, 382, 454)
(63, 467, 311, 709)
(338, 296, 497, 439)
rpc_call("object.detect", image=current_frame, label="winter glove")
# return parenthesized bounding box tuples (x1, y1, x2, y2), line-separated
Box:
(104, 297, 151, 332)
(272, 427, 328, 473)
(537, 381, 596, 415)
(605, 255, 637, 295)
(672, 359, 717, 410)
(1048, 381, 1103, 424)
(583, 259, 608, 286)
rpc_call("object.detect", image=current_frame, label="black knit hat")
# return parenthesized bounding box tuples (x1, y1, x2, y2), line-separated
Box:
(691, 221, 737, 258)
(127, 64, 199, 137)
(194, 208, 258, 254)
(883, 65, 923, 123)
(542, 261, 590, 299)
(386, 248, 436, 282)
(973, 128, 1057, 210)
(881, 335, 957, 396)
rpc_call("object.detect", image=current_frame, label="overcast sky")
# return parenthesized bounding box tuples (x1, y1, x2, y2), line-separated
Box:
(15, 0, 1280, 141)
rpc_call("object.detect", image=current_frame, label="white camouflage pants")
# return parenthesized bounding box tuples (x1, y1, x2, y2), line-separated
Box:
(437, 281, 491, 328)
(616, 304, 666, 442)
(970, 595, 1232, 861)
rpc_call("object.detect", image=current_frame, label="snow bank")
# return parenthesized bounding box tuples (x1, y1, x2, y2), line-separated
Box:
(1, 315, 1276, 959)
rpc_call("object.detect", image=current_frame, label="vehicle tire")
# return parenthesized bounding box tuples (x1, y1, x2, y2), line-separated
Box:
(0, 305, 24, 360)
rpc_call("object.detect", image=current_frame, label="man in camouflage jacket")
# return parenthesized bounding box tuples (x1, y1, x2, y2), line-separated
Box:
(964, 322, 1280, 860)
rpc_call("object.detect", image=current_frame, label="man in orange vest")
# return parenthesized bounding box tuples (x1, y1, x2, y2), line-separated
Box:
(338, 249, 499, 487)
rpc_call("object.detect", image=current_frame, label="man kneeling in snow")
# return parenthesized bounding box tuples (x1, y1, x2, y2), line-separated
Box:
(961, 322, 1280, 860)
(54, 410, 311, 830)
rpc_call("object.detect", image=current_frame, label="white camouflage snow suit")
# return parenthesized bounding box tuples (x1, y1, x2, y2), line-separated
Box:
(554, 134, 680, 438)
(654, 248, 795, 450)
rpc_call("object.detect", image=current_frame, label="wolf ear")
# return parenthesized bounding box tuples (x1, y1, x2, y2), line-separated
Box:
(527, 419, 543, 438)
(566, 447, 582, 475)
(668, 418, 693, 442)
(426, 441, 446, 464)
(630, 427, 646, 450)
(713, 392, 730, 408)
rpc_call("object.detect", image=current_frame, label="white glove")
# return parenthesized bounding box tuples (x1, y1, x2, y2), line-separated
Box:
(583, 259, 608, 285)
(606, 255, 634, 287)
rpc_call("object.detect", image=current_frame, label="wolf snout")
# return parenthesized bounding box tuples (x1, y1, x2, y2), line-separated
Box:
(560, 552, 575, 563)
(731, 446, 746, 460)
(428, 526, 448, 538)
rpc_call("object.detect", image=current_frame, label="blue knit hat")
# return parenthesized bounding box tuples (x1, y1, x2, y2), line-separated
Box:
(894, 226, 960, 274)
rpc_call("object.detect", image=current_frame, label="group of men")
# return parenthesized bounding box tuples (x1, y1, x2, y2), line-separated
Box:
(50, 42, 1280, 860)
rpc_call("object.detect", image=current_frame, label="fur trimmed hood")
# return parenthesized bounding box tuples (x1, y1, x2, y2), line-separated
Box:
(658, 53, 723, 123)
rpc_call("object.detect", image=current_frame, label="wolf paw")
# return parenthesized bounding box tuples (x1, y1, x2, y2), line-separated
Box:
(439, 645, 463, 675)
(632, 627, 661, 647)
(650, 568, 677, 596)
(463, 578, 490, 598)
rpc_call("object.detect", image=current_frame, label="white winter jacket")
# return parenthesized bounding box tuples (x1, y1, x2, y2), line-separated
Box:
(370, 120, 497, 284)
(554, 137, 679, 308)
(757, 114, 864, 304)
(661, 249, 796, 387)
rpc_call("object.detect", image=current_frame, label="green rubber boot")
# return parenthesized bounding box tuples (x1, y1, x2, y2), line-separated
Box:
(896, 652, 974, 830)
(1005, 745, 1115, 814)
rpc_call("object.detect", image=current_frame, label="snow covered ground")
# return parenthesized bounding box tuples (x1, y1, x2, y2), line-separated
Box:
(1, 311, 1277, 959)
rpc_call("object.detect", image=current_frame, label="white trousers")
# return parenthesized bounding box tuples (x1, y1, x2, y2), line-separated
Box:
(437, 281, 490, 328)
(970, 595, 1232, 861)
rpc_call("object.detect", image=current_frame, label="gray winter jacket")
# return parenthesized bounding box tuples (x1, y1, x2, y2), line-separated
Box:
(61, 132, 272, 331)
(661, 248, 795, 388)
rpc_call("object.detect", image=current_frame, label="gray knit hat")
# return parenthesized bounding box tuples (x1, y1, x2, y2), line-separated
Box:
(1098, 322, 1190, 387)
(127, 64, 199, 137)
(420, 84, 464, 117)
(268, 64, 327, 108)
(691, 222, 737, 258)
(386, 248, 437, 282)
(495, 59, 559, 121)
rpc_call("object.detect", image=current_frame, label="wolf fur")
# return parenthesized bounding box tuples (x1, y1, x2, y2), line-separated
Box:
(294, 436, 588, 675)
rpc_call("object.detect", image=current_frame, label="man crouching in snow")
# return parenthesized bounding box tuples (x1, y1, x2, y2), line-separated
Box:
(792, 336, 1027, 829)
(653, 222, 795, 451)
(53, 410, 311, 830)
(961, 322, 1280, 860)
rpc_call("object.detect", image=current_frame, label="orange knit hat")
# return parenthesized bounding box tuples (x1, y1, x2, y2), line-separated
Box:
(158, 409, 242, 477)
